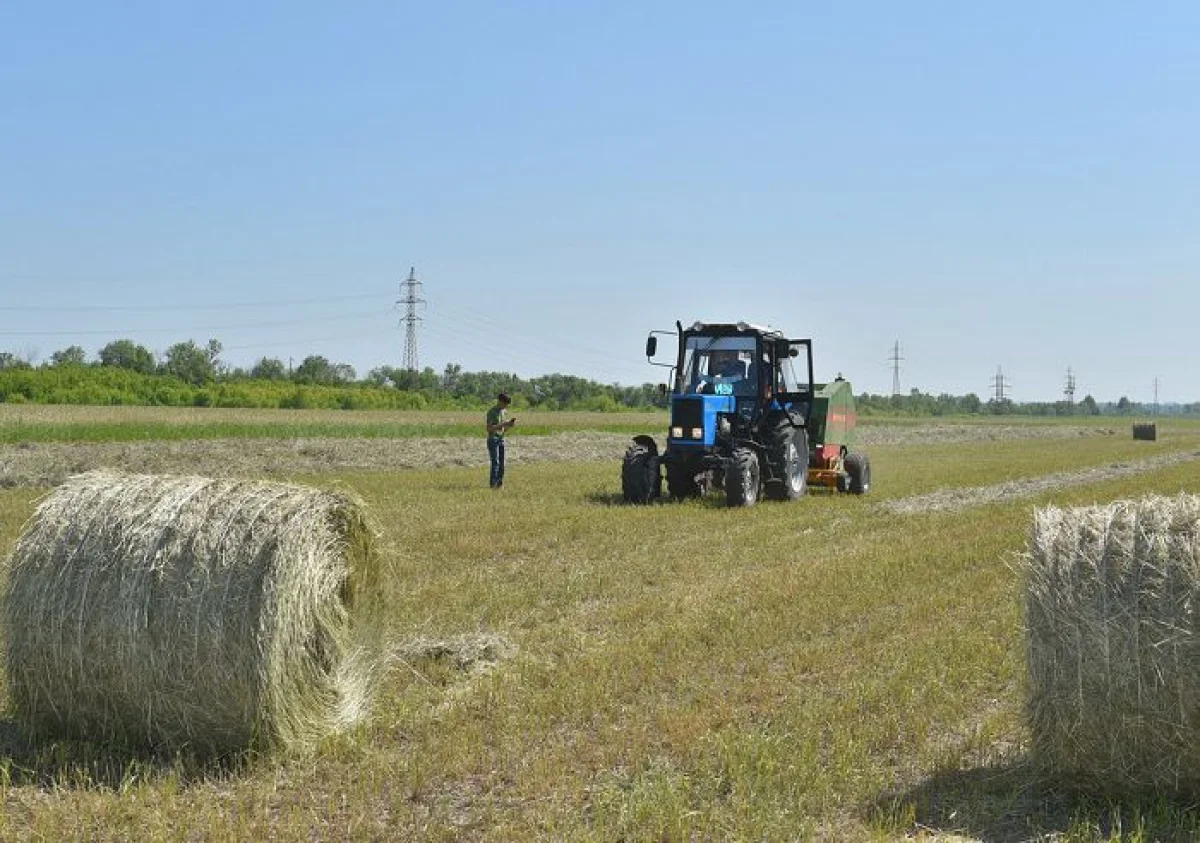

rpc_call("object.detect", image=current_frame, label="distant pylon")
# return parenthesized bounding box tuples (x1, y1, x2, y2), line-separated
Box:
(990, 366, 1011, 402)
(1154, 377, 1160, 416)
(1063, 367, 1076, 413)
(889, 340, 904, 397)
(397, 267, 426, 373)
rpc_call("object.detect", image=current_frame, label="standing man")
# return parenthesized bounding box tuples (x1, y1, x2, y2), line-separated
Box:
(485, 392, 516, 488)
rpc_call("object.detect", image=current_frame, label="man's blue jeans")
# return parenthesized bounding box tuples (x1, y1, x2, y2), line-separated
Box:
(487, 435, 505, 487)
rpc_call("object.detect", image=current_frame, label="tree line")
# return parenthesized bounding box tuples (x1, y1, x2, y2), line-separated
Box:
(0, 339, 1194, 415)
(0, 339, 662, 411)
(856, 389, 1200, 417)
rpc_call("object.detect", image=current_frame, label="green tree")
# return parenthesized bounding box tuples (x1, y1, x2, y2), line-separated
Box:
(162, 339, 220, 385)
(0, 352, 31, 371)
(1079, 394, 1100, 415)
(251, 357, 288, 380)
(49, 345, 88, 366)
(294, 355, 335, 384)
(99, 339, 156, 374)
(442, 362, 463, 393)
(365, 365, 399, 388)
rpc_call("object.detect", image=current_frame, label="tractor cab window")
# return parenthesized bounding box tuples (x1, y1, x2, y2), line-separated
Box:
(779, 351, 805, 394)
(682, 336, 758, 397)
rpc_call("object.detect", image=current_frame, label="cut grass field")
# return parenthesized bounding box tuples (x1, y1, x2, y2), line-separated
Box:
(1, 413, 1200, 840)
(0, 402, 1141, 444)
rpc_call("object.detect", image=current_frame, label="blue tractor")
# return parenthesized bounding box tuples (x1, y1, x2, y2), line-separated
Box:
(622, 320, 870, 507)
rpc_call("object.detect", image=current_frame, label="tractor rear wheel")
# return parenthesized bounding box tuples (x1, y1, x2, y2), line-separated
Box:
(764, 417, 808, 501)
(666, 458, 703, 499)
(844, 451, 872, 495)
(622, 444, 660, 504)
(725, 447, 761, 507)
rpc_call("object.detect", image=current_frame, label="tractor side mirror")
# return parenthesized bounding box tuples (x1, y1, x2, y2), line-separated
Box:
(645, 336, 658, 358)
(774, 338, 792, 358)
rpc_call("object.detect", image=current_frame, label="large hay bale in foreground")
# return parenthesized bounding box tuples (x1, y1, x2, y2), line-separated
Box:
(1026, 494, 1200, 795)
(3, 470, 386, 756)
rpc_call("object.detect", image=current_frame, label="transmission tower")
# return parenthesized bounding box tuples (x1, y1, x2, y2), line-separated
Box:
(888, 340, 904, 397)
(1153, 377, 1160, 416)
(990, 366, 1011, 402)
(1063, 367, 1076, 413)
(397, 267, 426, 373)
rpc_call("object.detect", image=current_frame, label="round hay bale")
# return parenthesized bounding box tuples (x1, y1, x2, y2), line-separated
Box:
(1025, 494, 1200, 795)
(1132, 422, 1158, 441)
(3, 470, 386, 757)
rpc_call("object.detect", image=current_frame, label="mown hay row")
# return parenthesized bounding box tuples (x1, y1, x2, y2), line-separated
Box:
(1026, 494, 1200, 795)
(3, 470, 387, 757)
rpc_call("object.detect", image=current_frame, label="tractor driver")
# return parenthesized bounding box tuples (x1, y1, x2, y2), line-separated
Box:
(710, 350, 746, 379)
(693, 349, 751, 394)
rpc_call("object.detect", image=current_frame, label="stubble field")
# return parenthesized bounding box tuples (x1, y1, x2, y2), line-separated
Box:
(0, 407, 1199, 841)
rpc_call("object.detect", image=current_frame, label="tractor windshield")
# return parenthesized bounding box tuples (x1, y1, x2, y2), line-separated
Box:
(681, 336, 758, 397)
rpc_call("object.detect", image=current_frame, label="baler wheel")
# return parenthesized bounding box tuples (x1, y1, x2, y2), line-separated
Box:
(844, 451, 872, 495)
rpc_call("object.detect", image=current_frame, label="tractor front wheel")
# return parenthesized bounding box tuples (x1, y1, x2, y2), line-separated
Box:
(725, 447, 761, 507)
(844, 451, 872, 495)
(622, 444, 661, 504)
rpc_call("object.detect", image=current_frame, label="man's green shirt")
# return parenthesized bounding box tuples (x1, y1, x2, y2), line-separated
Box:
(486, 405, 509, 438)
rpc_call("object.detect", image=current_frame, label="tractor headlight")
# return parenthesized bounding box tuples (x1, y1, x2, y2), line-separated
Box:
(671, 426, 684, 439)
(717, 416, 732, 440)
(691, 427, 703, 440)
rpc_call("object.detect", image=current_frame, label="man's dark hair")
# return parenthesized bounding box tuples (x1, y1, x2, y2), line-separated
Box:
(497, 392, 511, 404)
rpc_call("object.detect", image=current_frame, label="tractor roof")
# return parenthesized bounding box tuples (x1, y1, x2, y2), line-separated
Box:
(686, 321, 785, 338)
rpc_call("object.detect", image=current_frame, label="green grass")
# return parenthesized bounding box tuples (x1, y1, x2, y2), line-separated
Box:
(0, 407, 668, 444)
(2, 420, 1200, 839)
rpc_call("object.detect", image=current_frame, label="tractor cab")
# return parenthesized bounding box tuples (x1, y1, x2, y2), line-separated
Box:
(660, 322, 814, 439)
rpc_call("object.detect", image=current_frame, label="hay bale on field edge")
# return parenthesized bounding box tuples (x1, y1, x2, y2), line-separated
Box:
(1132, 422, 1158, 441)
(1025, 494, 1200, 795)
(3, 470, 387, 757)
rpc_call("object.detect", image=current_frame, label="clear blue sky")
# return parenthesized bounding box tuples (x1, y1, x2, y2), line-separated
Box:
(3, 2, 1197, 402)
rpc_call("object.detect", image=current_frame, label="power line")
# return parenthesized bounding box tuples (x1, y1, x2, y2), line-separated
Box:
(0, 290, 390, 313)
(0, 308, 385, 337)
(223, 327, 398, 353)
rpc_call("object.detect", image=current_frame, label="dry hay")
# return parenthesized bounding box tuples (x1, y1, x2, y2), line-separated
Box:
(3, 470, 386, 757)
(884, 449, 1200, 516)
(394, 632, 515, 673)
(0, 423, 1123, 490)
(1025, 494, 1200, 795)
(1133, 422, 1158, 441)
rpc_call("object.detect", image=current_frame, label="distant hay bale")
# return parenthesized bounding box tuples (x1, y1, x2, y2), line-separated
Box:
(1025, 494, 1200, 795)
(1133, 422, 1158, 441)
(3, 470, 386, 757)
